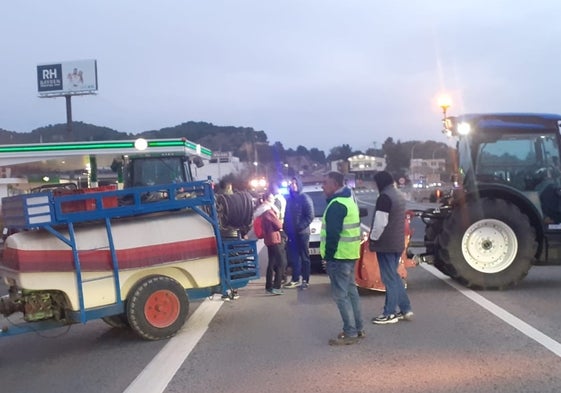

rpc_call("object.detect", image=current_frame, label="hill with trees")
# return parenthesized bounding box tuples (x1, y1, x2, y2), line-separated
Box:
(0, 121, 453, 182)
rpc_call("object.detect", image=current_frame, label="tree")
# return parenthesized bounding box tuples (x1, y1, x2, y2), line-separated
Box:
(327, 144, 353, 161)
(309, 148, 326, 164)
(296, 145, 309, 156)
(382, 138, 410, 178)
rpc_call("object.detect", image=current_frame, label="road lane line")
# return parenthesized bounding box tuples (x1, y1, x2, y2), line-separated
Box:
(123, 297, 223, 393)
(421, 264, 561, 358)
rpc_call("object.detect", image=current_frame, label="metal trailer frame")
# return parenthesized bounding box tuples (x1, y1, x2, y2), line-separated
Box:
(0, 179, 259, 337)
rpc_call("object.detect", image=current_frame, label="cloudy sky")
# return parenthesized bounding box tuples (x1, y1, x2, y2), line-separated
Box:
(2, 1, 561, 153)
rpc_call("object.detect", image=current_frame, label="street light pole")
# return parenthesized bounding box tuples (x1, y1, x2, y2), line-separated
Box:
(438, 94, 452, 133)
(410, 142, 421, 183)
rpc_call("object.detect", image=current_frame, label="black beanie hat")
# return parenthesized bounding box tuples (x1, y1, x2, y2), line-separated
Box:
(374, 171, 394, 191)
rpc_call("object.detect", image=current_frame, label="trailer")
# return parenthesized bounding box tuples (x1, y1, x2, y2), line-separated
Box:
(0, 178, 258, 340)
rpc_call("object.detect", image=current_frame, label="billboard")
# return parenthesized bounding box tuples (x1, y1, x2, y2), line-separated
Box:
(37, 59, 98, 96)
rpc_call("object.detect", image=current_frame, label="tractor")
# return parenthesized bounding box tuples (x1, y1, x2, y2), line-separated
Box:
(415, 113, 561, 289)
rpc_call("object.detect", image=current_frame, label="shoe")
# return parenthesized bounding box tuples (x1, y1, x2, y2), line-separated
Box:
(371, 314, 399, 324)
(271, 288, 284, 295)
(338, 330, 365, 339)
(284, 281, 301, 289)
(396, 311, 414, 321)
(221, 289, 240, 300)
(265, 288, 273, 294)
(300, 282, 309, 290)
(328, 335, 358, 346)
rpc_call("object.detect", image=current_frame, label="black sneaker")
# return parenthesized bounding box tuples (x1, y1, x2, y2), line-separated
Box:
(338, 330, 365, 339)
(329, 335, 358, 346)
(396, 311, 414, 321)
(371, 314, 399, 324)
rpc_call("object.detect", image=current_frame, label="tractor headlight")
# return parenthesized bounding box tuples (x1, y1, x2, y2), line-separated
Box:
(457, 122, 471, 135)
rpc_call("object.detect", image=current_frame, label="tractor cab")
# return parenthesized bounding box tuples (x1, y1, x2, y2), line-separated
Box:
(446, 113, 561, 224)
(123, 152, 204, 188)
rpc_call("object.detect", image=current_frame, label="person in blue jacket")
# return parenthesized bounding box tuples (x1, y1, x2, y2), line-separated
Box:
(283, 177, 314, 289)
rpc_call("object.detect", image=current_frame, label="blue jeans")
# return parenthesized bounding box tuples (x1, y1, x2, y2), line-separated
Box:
(286, 233, 311, 283)
(377, 252, 411, 316)
(326, 260, 363, 336)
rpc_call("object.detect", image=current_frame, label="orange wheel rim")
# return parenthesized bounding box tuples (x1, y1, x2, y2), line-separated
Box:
(144, 289, 180, 328)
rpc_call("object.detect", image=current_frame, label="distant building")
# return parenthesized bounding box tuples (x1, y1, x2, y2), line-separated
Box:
(194, 152, 242, 181)
(328, 154, 386, 188)
(410, 158, 446, 184)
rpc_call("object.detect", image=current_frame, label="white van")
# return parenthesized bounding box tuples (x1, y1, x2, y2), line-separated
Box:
(302, 184, 327, 260)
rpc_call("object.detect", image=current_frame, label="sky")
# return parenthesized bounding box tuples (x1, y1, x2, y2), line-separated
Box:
(2, 0, 561, 153)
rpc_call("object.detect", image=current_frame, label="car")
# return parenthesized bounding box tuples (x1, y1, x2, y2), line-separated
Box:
(301, 184, 326, 263)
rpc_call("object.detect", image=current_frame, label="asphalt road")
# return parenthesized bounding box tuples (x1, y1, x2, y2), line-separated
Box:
(2, 193, 561, 393)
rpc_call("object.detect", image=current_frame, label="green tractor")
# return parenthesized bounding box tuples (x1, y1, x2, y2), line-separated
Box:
(417, 113, 561, 289)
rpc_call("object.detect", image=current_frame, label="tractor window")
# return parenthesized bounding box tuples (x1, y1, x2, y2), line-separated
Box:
(475, 134, 561, 192)
(128, 157, 186, 187)
(476, 135, 546, 190)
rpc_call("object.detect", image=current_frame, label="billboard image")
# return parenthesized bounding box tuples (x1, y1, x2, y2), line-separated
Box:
(37, 59, 98, 96)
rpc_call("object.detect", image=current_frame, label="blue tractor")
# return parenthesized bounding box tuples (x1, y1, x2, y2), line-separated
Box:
(417, 113, 561, 289)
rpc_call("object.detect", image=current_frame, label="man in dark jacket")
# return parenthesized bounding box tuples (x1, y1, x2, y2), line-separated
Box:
(283, 177, 314, 289)
(369, 171, 413, 324)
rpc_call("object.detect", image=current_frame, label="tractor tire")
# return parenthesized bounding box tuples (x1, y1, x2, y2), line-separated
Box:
(127, 275, 189, 340)
(102, 314, 130, 329)
(436, 198, 536, 289)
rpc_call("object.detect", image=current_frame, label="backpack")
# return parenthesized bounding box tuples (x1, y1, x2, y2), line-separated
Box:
(253, 215, 264, 239)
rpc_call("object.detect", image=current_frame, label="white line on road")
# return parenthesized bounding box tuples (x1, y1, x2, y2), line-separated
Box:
(421, 264, 561, 358)
(123, 297, 223, 393)
(360, 221, 561, 357)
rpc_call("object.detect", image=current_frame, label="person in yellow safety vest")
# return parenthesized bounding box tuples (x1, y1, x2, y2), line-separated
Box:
(320, 171, 363, 346)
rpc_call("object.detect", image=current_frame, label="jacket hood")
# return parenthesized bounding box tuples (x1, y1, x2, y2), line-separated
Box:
(289, 177, 304, 196)
(374, 171, 394, 191)
(253, 200, 278, 219)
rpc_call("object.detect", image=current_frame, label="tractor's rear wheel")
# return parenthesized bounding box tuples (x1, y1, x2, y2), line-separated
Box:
(436, 198, 536, 289)
(127, 275, 189, 340)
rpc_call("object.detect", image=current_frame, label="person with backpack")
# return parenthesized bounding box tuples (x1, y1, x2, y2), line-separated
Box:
(253, 192, 287, 295)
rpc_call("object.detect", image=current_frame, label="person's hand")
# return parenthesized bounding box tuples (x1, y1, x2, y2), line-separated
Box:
(321, 260, 327, 269)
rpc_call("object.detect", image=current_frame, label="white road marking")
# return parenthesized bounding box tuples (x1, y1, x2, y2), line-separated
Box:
(123, 297, 223, 393)
(421, 264, 561, 357)
(362, 217, 561, 357)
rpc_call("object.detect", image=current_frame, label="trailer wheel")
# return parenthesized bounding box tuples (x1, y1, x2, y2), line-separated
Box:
(102, 314, 130, 329)
(127, 275, 189, 340)
(437, 198, 536, 289)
